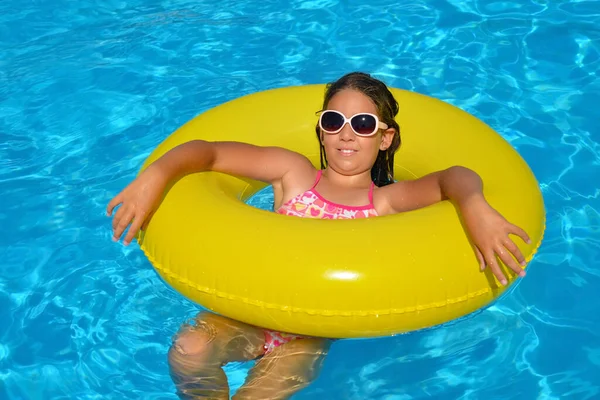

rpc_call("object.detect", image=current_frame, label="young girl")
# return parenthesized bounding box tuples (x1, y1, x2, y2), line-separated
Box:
(107, 72, 530, 399)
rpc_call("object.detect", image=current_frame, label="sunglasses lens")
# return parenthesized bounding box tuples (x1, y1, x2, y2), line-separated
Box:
(321, 111, 344, 132)
(351, 114, 377, 135)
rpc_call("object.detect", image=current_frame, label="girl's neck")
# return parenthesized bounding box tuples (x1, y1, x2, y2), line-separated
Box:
(321, 167, 372, 189)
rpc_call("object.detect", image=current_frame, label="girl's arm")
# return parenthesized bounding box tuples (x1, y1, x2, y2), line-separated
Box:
(381, 166, 482, 212)
(107, 140, 313, 245)
(150, 140, 312, 184)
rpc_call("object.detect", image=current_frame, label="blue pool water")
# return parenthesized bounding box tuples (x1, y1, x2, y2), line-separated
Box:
(1, 0, 599, 398)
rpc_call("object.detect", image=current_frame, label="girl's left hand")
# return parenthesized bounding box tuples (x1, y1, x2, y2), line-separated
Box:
(459, 195, 531, 286)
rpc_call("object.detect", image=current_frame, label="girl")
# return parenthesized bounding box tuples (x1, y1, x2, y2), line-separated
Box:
(107, 72, 530, 399)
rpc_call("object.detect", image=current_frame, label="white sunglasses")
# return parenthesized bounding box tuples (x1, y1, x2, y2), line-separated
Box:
(318, 110, 389, 137)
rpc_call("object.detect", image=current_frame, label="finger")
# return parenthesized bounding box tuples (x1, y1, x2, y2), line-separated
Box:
(123, 213, 145, 246)
(484, 251, 507, 286)
(474, 246, 486, 271)
(113, 206, 136, 242)
(509, 224, 531, 245)
(502, 237, 526, 266)
(111, 204, 127, 231)
(106, 193, 123, 216)
(496, 244, 525, 278)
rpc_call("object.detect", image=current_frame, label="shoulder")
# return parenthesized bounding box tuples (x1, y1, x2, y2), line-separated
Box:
(263, 147, 318, 206)
(280, 150, 319, 191)
(372, 181, 409, 216)
(261, 146, 316, 180)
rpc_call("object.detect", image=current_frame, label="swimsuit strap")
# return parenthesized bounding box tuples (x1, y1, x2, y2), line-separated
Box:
(368, 181, 375, 206)
(310, 170, 323, 190)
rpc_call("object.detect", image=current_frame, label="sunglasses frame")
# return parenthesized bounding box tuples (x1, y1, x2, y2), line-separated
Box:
(318, 110, 389, 137)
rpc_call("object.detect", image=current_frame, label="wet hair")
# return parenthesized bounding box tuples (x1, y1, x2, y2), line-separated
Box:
(315, 72, 401, 187)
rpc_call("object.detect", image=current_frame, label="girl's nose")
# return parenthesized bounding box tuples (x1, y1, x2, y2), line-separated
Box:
(338, 122, 355, 140)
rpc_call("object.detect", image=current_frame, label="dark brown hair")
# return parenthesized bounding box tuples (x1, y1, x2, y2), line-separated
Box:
(315, 72, 401, 186)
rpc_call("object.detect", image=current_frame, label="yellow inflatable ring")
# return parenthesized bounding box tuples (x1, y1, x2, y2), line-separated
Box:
(137, 84, 545, 338)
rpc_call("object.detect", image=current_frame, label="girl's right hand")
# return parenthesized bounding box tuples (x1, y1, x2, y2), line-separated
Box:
(106, 164, 168, 245)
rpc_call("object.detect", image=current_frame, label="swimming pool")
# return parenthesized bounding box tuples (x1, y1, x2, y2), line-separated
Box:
(1, 0, 599, 398)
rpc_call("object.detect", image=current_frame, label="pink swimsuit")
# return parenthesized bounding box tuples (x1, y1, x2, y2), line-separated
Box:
(276, 169, 379, 219)
(262, 170, 379, 355)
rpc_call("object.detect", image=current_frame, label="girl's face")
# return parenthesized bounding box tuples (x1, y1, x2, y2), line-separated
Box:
(320, 89, 395, 178)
